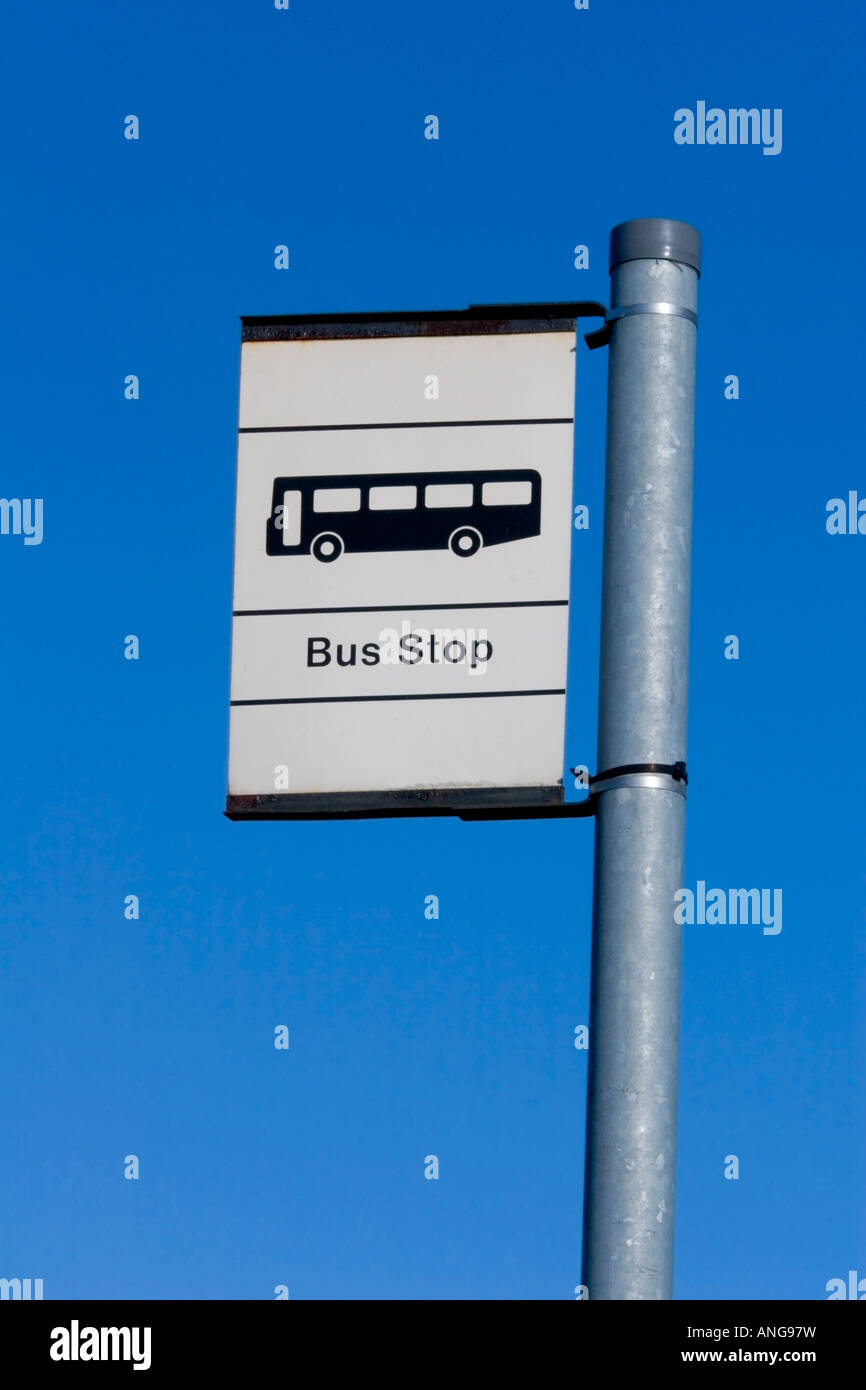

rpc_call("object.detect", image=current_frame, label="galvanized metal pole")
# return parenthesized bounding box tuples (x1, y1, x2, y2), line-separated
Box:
(581, 218, 700, 1300)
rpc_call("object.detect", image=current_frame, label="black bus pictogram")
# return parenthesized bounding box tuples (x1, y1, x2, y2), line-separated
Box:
(266, 469, 542, 562)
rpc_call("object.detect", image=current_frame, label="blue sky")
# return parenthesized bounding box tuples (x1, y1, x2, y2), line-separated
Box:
(1, 0, 863, 1299)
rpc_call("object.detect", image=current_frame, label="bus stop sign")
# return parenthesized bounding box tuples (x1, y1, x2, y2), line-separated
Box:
(226, 304, 581, 819)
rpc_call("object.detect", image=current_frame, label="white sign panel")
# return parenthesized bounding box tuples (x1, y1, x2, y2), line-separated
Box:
(226, 306, 579, 818)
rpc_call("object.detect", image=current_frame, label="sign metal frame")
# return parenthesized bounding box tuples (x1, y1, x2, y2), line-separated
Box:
(225, 301, 606, 822)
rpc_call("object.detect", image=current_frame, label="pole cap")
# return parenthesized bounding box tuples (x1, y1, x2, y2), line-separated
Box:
(609, 218, 701, 276)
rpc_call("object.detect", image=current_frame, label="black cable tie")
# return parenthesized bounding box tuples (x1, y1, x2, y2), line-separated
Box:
(584, 321, 612, 350)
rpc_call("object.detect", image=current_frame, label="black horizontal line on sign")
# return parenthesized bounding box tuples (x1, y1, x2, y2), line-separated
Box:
(234, 600, 569, 616)
(238, 417, 573, 434)
(231, 689, 565, 706)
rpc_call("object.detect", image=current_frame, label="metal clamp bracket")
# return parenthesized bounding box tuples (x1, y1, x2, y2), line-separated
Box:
(571, 761, 689, 804)
(584, 303, 698, 350)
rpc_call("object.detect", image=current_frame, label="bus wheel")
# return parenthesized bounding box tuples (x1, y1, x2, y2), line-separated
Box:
(311, 532, 344, 562)
(448, 526, 482, 558)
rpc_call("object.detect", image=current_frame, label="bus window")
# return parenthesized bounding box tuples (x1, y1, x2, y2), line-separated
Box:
(425, 483, 473, 508)
(281, 490, 302, 546)
(482, 479, 532, 506)
(313, 487, 362, 513)
(369, 485, 417, 510)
